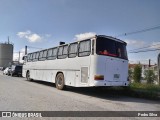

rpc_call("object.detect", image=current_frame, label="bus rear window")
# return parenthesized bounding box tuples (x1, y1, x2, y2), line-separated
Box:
(96, 37, 128, 60)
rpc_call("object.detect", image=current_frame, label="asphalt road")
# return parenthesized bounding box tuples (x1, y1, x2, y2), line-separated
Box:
(0, 71, 159, 120)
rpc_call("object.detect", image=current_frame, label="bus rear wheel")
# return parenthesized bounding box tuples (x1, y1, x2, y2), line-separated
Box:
(56, 73, 65, 90)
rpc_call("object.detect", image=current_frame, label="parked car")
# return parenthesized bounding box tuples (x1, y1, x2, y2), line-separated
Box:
(9, 65, 22, 77)
(0, 67, 4, 71)
(3, 67, 11, 75)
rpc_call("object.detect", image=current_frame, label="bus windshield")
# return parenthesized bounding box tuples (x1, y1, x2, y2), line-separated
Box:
(96, 37, 128, 60)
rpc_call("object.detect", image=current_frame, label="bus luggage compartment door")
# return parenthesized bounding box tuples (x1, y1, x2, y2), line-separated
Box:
(81, 67, 89, 84)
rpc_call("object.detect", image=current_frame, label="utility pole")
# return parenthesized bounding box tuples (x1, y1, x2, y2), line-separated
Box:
(149, 59, 151, 67)
(8, 36, 10, 44)
(25, 46, 27, 55)
(18, 51, 20, 63)
(158, 53, 160, 85)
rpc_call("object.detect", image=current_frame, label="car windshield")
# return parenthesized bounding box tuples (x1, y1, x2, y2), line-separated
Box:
(96, 37, 128, 60)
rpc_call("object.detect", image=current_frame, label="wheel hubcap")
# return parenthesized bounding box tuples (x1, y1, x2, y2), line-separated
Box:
(57, 77, 62, 87)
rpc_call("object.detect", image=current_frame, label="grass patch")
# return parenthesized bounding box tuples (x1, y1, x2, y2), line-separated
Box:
(103, 83, 160, 100)
(126, 83, 160, 100)
(129, 82, 160, 92)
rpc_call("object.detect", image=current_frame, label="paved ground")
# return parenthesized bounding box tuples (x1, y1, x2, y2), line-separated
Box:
(0, 71, 159, 120)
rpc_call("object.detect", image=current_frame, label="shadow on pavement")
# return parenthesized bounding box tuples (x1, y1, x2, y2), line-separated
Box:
(25, 79, 160, 104)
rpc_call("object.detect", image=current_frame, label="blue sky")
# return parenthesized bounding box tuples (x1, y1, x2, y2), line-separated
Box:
(0, 0, 160, 64)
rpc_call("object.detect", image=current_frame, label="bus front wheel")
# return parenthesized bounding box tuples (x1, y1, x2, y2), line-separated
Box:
(26, 71, 31, 81)
(56, 73, 65, 90)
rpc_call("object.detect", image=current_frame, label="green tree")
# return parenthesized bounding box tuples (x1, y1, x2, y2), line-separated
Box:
(144, 70, 156, 84)
(128, 69, 133, 80)
(133, 65, 142, 83)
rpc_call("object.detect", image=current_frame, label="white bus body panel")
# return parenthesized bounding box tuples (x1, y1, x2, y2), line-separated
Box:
(23, 56, 91, 87)
(89, 55, 129, 86)
(23, 54, 129, 87)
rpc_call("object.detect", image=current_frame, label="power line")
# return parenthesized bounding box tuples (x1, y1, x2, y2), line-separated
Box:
(115, 24, 160, 37)
(129, 48, 160, 53)
(129, 42, 160, 52)
(27, 46, 43, 50)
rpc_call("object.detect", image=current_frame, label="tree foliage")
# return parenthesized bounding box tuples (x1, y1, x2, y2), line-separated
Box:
(144, 70, 156, 84)
(133, 65, 142, 83)
(128, 69, 133, 80)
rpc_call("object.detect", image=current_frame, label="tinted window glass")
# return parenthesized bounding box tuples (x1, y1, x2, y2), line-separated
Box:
(32, 53, 36, 59)
(63, 45, 68, 58)
(15, 66, 22, 71)
(96, 37, 128, 60)
(116, 42, 128, 59)
(36, 52, 39, 59)
(48, 49, 53, 57)
(27, 54, 31, 61)
(39, 51, 43, 59)
(96, 37, 116, 57)
(58, 45, 68, 59)
(78, 40, 91, 57)
(43, 50, 47, 58)
(47, 48, 57, 60)
(29, 53, 33, 61)
(58, 46, 63, 56)
(52, 48, 57, 57)
(32, 52, 38, 61)
(68, 43, 78, 58)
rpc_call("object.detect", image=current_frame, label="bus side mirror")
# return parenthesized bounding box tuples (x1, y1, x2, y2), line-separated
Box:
(22, 56, 25, 60)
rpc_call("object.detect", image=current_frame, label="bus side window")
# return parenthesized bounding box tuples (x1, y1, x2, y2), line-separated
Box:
(38, 50, 47, 61)
(47, 48, 53, 60)
(42, 50, 47, 60)
(47, 47, 57, 60)
(57, 46, 63, 59)
(63, 45, 68, 58)
(27, 54, 30, 62)
(23, 56, 27, 64)
(78, 40, 91, 57)
(32, 52, 37, 62)
(52, 48, 57, 59)
(39, 51, 43, 61)
(58, 45, 68, 59)
(29, 53, 33, 62)
(68, 43, 78, 58)
(35, 52, 39, 61)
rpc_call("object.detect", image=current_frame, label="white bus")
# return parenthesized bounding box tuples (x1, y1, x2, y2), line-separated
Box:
(22, 35, 129, 90)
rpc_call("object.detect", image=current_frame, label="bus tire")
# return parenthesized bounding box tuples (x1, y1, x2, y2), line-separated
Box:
(26, 71, 31, 81)
(56, 73, 65, 90)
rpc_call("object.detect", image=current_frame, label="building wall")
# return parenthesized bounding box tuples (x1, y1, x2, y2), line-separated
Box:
(0, 43, 13, 68)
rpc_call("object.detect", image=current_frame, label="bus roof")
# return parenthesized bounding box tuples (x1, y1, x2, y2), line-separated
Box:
(26, 35, 126, 55)
(96, 35, 127, 44)
(75, 35, 126, 44)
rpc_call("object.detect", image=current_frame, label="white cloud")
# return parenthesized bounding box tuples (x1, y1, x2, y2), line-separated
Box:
(45, 34, 51, 38)
(17, 30, 42, 43)
(124, 39, 145, 47)
(17, 30, 31, 38)
(27, 34, 41, 42)
(150, 42, 160, 49)
(74, 32, 96, 41)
